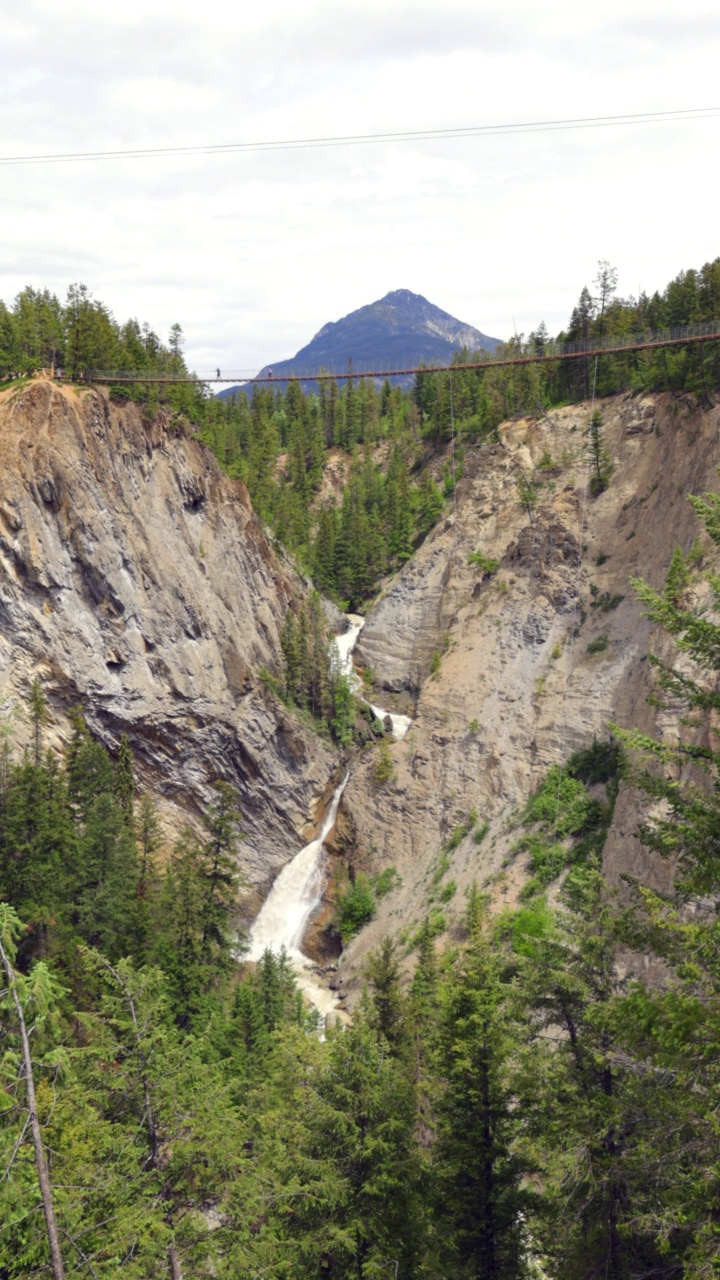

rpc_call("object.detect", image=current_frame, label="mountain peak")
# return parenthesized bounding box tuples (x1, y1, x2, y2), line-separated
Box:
(247, 291, 501, 389)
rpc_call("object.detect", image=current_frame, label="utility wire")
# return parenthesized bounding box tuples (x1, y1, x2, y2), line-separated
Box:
(0, 107, 717, 166)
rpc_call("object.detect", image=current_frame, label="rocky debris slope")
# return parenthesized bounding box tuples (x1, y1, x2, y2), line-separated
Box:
(0, 380, 337, 887)
(339, 391, 720, 989)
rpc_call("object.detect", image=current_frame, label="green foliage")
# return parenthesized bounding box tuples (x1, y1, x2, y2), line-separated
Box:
(439, 878, 456, 903)
(372, 866, 401, 898)
(663, 544, 690, 605)
(467, 550, 500, 575)
(446, 816, 475, 850)
(591, 590, 624, 612)
(587, 408, 613, 495)
(4, 269, 720, 1277)
(515, 471, 538, 520)
(374, 738, 395, 784)
(335, 873, 376, 945)
(277, 595, 357, 744)
(432, 927, 532, 1278)
(430, 648, 442, 675)
(586, 633, 610, 654)
(518, 741, 622, 891)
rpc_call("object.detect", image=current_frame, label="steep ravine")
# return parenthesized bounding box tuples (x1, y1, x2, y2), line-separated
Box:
(0, 379, 337, 889)
(4, 379, 720, 1010)
(337, 390, 720, 993)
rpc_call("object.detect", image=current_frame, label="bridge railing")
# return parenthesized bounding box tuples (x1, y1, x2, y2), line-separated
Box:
(79, 319, 720, 384)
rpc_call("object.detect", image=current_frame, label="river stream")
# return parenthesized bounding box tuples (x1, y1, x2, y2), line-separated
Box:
(247, 614, 411, 1017)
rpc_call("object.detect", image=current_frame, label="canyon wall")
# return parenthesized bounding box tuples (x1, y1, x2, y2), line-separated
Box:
(3, 378, 719, 987)
(0, 380, 337, 890)
(338, 391, 720, 989)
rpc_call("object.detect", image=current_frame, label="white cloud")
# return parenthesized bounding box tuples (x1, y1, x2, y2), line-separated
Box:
(0, 0, 717, 372)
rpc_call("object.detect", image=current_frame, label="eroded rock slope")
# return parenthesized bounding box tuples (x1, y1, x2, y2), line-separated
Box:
(339, 391, 720, 987)
(0, 380, 337, 887)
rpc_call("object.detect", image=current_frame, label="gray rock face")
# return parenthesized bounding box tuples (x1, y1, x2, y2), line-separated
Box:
(0, 380, 337, 885)
(337, 393, 720, 993)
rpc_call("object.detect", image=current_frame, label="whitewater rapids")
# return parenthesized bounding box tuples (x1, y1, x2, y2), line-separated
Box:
(247, 614, 411, 1017)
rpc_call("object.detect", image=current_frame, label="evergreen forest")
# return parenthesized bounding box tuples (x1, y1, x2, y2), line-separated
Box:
(4, 494, 720, 1277)
(2, 259, 720, 608)
(3, 261, 720, 1277)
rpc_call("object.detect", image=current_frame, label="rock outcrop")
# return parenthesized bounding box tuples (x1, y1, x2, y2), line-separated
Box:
(339, 391, 720, 988)
(0, 380, 337, 887)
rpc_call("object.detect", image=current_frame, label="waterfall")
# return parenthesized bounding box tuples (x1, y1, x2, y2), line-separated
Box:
(247, 775, 348, 1018)
(333, 613, 412, 741)
(247, 614, 412, 1017)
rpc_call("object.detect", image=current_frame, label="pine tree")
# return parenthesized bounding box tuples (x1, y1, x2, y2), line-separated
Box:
(114, 731, 135, 819)
(311, 505, 338, 596)
(514, 871, 662, 1279)
(73, 789, 142, 958)
(260, 1011, 423, 1278)
(197, 781, 243, 974)
(27, 677, 47, 766)
(366, 937, 408, 1057)
(433, 897, 530, 1280)
(587, 408, 612, 496)
(280, 608, 301, 701)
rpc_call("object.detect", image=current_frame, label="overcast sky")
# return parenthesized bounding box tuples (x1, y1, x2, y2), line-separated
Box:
(1, 0, 718, 375)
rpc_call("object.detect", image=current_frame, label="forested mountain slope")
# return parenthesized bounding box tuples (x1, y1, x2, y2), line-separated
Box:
(4, 260, 720, 1277)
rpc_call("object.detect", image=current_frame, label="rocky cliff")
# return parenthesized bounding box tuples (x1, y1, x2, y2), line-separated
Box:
(338, 390, 720, 989)
(0, 380, 338, 890)
(3, 378, 719, 993)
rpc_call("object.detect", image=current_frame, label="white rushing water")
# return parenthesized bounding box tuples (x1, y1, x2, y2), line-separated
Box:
(247, 775, 348, 1018)
(333, 614, 412, 741)
(247, 614, 412, 1017)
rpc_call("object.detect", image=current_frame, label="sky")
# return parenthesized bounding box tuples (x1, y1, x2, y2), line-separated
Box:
(1, 0, 718, 376)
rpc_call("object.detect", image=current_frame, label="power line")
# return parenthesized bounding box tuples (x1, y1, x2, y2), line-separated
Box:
(0, 107, 717, 167)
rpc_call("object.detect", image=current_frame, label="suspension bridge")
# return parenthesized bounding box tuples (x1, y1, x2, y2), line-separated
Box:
(69, 319, 720, 387)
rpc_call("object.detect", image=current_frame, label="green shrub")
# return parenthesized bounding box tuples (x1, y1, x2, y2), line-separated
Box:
(409, 908, 446, 949)
(432, 851, 451, 885)
(336, 874, 376, 945)
(375, 739, 395, 784)
(258, 666, 284, 699)
(430, 650, 442, 676)
(687, 538, 705, 568)
(497, 899, 554, 955)
(447, 822, 469, 851)
(373, 867, 401, 898)
(526, 770, 593, 839)
(474, 822, 490, 844)
(467, 551, 500, 575)
(566, 739, 622, 786)
(439, 879, 457, 903)
(586, 634, 610, 655)
(591, 591, 624, 613)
